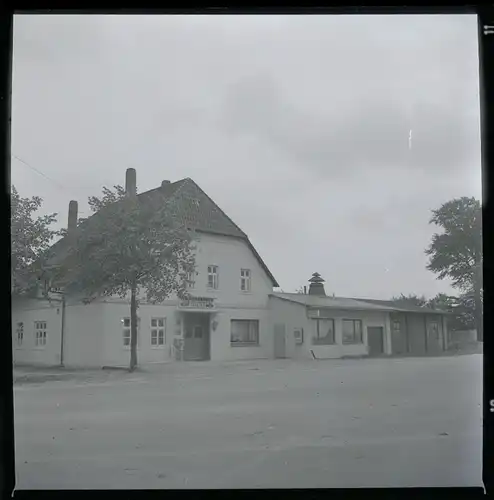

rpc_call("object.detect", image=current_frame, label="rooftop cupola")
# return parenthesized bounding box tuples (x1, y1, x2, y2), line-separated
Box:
(308, 272, 326, 296)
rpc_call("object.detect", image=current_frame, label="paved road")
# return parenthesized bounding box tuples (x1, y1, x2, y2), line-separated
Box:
(14, 355, 483, 489)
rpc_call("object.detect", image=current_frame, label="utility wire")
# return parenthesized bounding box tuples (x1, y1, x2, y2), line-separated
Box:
(12, 154, 90, 211)
(12, 154, 129, 214)
(12, 154, 70, 191)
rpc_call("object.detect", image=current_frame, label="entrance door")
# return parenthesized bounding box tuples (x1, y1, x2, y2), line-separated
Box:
(274, 324, 286, 359)
(184, 324, 206, 361)
(367, 326, 384, 356)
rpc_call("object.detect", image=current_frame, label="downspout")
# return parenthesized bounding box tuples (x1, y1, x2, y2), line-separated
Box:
(404, 314, 410, 354)
(423, 314, 429, 354)
(60, 294, 66, 367)
(441, 315, 447, 351)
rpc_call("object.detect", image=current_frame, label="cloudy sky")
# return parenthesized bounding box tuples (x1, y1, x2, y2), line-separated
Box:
(11, 14, 481, 299)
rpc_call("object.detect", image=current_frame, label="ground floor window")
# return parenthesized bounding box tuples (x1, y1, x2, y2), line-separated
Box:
(231, 319, 259, 346)
(151, 318, 166, 346)
(342, 319, 363, 344)
(16, 322, 24, 346)
(122, 317, 140, 347)
(312, 318, 335, 345)
(34, 321, 47, 347)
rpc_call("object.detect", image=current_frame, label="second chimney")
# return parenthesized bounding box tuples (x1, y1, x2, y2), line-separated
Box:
(125, 168, 137, 198)
(67, 200, 78, 236)
(308, 272, 326, 296)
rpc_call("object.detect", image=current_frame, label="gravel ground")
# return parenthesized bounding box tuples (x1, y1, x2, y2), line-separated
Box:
(13, 355, 483, 489)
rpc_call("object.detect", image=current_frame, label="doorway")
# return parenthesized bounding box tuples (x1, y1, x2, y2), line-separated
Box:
(274, 323, 286, 359)
(183, 313, 210, 361)
(367, 326, 384, 356)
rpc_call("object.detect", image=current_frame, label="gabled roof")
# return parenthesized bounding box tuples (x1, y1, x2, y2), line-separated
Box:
(270, 293, 449, 314)
(44, 178, 279, 287)
(139, 178, 248, 240)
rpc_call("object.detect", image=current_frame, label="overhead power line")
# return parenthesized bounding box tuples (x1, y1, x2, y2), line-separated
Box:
(11, 154, 88, 206)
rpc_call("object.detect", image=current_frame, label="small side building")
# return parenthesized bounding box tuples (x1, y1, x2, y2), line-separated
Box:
(268, 273, 450, 359)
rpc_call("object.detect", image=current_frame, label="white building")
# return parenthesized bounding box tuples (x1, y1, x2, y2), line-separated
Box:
(12, 170, 450, 368)
(268, 272, 450, 360)
(12, 170, 279, 368)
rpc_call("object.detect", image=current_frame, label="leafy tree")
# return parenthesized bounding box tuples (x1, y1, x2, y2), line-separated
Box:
(425, 197, 482, 340)
(454, 290, 479, 331)
(87, 184, 127, 213)
(425, 292, 480, 332)
(426, 293, 457, 311)
(50, 184, 196, 371)
(391, 293, 428, 307)
(10, 185, 61, 295)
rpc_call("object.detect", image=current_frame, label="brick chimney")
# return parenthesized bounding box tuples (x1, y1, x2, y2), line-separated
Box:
(67, 200, 78, 236)
(161, 180, 171, 188)
(125, 168, 137, 198)
(308, 272, 326, 296)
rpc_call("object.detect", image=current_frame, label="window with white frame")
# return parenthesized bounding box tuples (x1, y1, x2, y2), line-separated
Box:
(185, 270, 196, 290)
(151, 318, 166, 347)
(240, 269, 251, 292)
(392, 320, 401, 333)
(207, 265, 219, 289)
(34, 321, 47, 347)
(230, 320, 259, 345)
(16, 322, 24, 346)
(342, 319, 363, 344)
(312, 318, 335, 345)
(122, 317, 140, 347)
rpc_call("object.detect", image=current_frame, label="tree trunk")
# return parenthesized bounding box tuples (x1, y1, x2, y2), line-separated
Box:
(129, 283, 138, 372)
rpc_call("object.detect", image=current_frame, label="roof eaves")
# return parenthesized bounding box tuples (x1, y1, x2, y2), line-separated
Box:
(309, 304, 398, 313)
(393, 307, 454, 315)
(269, 293, 307, 305)
(245, 237, 279, 288)
(348, 297, 447, 314)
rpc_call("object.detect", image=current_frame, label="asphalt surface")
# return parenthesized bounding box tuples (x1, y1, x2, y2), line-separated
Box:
(13, 355, 483, 489)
